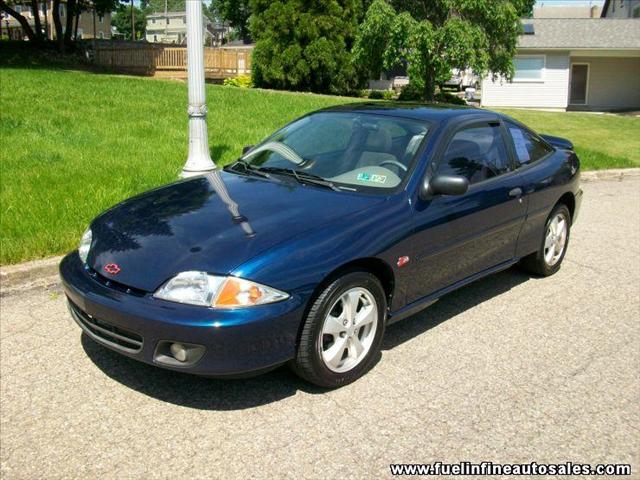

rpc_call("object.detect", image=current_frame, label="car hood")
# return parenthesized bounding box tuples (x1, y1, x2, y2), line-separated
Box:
(88, 171, 383, 292)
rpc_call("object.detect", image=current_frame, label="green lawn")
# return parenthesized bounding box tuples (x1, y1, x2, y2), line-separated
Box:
(1, 66, 639, 265)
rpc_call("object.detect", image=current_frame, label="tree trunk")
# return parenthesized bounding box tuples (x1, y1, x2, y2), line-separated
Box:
(43, 0, 49, 39)
(0, 0, 38, 41)
(130, 0, 135, 41)
(74, 6, 80, 40)
(423, 66, 436, 101)
(30, 0, 44, 42)
(64, 0, 76, 47)
(52, 0, 64, 51)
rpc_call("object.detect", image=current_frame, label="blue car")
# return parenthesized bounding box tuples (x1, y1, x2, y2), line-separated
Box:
(60, 103, 582, 387)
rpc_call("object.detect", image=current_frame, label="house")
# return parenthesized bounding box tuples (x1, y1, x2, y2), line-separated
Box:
(481, 18, 640, 111)
(601, 0, 640, 18)
(534, 3, 602, 18)
(145, 11, 215, 45)
(2, 1, 111, 40)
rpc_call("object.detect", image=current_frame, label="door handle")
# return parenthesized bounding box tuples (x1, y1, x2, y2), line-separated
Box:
(508, 187, 523, 198)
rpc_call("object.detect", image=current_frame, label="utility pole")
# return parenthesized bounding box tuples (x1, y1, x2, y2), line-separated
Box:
(181, 0, 215, 177)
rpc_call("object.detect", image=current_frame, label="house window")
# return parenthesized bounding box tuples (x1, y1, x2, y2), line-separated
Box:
(151, 18, 156, 24)
(99, 15, 104, 23)
(15, 5, 21, 13)
(166, 18, 170, 24)
(513, 55, 545, 81)
(154, 35, 157, 42)
(99, 31, 104, 39)
(183, 17, 186, 24)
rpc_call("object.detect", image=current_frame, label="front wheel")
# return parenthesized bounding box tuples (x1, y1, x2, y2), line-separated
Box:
(291, 272, 386, 388)
(520, 204, 571, 276)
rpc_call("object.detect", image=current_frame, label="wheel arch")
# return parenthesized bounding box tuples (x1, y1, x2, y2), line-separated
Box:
(556, 192, 576, 221)
(294, 257, 396, 347)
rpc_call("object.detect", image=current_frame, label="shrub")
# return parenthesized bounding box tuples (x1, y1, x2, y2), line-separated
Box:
(223, 75, 253, 88)
(434, 91, 467, 105)
(398, 82, 423, 101)
(398, 82, 467, 105)
(368, 89, 394, 100)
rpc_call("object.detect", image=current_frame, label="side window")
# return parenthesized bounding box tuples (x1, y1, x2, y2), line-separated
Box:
(506, 121, 553, 166)
(437, 124, 510, 185)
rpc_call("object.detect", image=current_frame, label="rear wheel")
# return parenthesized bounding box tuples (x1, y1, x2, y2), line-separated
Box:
(291, 272, 386, 388)
(520, 204, 571, 276)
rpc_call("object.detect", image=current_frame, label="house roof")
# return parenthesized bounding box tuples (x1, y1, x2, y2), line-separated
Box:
(519, 18, 640, 50)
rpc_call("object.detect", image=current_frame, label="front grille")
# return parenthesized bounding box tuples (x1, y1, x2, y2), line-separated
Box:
(68, 300, 143, 354)
(86, 267, 147, 297)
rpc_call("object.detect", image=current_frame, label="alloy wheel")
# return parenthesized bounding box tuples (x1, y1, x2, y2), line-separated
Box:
(544, 213, 568, 266)
(318, 287, 378, 373)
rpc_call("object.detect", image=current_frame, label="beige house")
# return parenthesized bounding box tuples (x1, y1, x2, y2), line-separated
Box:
(4, 1, 111, 40)
(534, 3, 602, 19)
(145, 11, 216, 45)
(481, 18, 640, 111)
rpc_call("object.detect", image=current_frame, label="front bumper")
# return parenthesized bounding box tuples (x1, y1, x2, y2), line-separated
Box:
(60, 252, 305, 376)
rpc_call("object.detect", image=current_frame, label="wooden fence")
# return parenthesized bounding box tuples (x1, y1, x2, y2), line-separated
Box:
(94, 46, 251, 78)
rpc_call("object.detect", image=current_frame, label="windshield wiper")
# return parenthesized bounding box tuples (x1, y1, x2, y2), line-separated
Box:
(224, 159, 271, 179)
(259, 167, 340, 191)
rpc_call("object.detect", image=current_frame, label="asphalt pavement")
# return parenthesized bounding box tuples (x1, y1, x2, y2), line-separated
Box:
(1, 178, 639, 479)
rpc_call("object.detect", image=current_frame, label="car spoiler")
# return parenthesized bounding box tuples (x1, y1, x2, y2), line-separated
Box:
(540, 134, 574, 151)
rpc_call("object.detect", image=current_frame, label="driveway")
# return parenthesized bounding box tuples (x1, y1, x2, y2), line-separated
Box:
(1, 178, 639, 479)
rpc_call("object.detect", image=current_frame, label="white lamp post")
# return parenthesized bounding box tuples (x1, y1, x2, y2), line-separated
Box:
(181, 0, 216, 178)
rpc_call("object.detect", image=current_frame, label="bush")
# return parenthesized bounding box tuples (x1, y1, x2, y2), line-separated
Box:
(368, 89, 394, 100)
(223, 75, 253, 88)
(398, 82, 468, 105)
(398, 82, 424, 101)
(434, 91, 467, 105)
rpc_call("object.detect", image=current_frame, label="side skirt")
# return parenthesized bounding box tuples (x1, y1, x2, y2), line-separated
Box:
(386, 258, 520, 325)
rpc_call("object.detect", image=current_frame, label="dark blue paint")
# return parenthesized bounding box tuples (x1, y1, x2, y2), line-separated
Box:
(60, 103, 582, 376)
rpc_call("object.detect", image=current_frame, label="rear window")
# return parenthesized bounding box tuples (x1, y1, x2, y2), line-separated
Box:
(506, 121, 553, 166)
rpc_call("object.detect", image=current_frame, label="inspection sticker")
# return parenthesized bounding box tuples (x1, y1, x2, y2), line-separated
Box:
(357, 173, 387, 184)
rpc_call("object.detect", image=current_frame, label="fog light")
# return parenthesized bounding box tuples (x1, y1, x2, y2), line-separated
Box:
(170, 343, 188, 362)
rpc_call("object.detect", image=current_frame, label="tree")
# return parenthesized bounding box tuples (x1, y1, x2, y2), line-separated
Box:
(212, 0, 251, 43)
(112, 2, 145, 40)
(353, 0, 535, 100)
(0, 0, 119, 50)
(0, 0, 43, 43)
(250, 0, 362, 95)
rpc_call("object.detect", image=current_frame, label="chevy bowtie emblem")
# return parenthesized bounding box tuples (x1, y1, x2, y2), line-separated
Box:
(104, 263, 121, 275)
(397, 256, 410, 268)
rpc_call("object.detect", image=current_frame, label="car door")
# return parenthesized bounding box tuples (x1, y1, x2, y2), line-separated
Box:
(407, 118, 528, 304)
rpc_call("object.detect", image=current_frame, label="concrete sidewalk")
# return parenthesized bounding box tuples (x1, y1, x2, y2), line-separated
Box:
(1, 178, 639, 479)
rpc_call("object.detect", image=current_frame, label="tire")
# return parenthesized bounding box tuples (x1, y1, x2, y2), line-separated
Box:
(291, 271, 387, 388)
(520, 203, 571, 276)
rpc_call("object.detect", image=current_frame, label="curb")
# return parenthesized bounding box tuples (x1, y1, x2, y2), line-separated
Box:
(1, 168, 639, 291)
(581, 168, 640, 182)
(0, 255, 63, 291)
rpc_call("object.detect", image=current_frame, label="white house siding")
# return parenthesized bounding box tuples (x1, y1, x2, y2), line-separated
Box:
(573, 56, 640, 109)
(481, 51, 570, 109)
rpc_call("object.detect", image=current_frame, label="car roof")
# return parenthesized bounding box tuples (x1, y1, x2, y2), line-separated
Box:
(320, 102, 499, 123)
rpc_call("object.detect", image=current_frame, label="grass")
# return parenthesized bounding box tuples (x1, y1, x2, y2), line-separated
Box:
(1, 61, 639, 265)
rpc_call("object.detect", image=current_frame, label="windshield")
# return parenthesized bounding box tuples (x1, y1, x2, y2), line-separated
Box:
(239, 112, 431, 192)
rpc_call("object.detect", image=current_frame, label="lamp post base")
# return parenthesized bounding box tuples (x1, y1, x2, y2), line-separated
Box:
(180, 166, 217, 179)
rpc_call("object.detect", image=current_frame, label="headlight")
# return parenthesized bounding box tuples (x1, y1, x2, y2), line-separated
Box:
(153, 272, 289, 308)
(78, 227, 92, 264)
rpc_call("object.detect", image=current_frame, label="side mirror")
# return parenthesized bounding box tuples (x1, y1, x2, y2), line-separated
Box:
(420, 175, 469, 200)
(242, 145, 254, 155)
